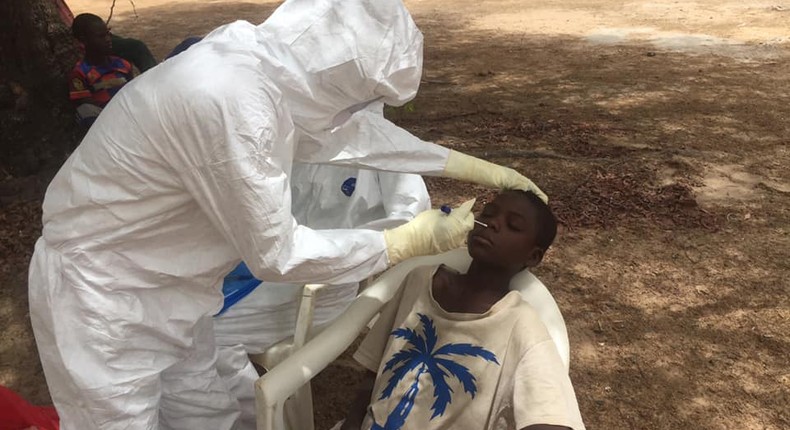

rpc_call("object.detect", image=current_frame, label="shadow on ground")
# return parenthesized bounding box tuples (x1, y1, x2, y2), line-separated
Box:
(2, 2, 788, 430)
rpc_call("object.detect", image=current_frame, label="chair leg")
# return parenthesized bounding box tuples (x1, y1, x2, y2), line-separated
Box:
(255, 402, 278, 430)
(283, 380, 314, 430)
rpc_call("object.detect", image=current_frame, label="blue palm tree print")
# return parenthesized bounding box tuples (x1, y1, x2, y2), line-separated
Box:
(371, 313, 499, 430)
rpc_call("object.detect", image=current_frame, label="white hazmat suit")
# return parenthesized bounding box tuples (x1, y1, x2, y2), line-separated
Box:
(29, 0, 546, 428)
(214, 163, 431, 429)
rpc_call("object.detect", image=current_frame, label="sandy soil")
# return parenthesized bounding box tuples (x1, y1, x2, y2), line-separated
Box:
(2, 0, 788, 429)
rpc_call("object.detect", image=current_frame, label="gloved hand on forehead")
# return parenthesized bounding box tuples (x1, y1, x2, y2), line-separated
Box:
(383, 199, 475, 265)
(442, 150, 548, 203)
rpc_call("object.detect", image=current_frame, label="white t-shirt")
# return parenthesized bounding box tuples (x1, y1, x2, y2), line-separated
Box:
(353, 265, 586, 430)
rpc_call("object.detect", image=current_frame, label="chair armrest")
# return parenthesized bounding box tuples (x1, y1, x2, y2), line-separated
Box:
(254, 255, 427, 408)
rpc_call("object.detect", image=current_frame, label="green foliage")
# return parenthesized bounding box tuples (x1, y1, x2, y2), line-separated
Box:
(384, 101, 416, 122)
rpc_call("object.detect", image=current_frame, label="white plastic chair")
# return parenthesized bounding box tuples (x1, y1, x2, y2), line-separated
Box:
(253, 248, 570, 430)
(248, 282, 325, 430)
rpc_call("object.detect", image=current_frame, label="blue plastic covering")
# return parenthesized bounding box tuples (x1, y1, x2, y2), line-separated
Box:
(165, 36, 204, 60)
(216, 262, 262, 315)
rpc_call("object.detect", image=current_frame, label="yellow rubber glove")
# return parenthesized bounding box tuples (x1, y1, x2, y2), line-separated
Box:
(443, 150, 548, 202)
(383, 199, 475, 265)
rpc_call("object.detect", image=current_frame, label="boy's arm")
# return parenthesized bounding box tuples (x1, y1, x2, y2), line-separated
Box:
(68, 69, 103, 127)
(340, 370, 377, 430)
(120, 58, 136, 79)
(68, 69, 91, 107)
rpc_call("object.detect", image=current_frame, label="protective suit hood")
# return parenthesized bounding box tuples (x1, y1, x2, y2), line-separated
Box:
(254, 0, 423, 133)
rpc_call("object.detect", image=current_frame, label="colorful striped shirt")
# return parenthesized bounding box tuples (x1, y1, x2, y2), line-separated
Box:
(68, 56, 133, 109)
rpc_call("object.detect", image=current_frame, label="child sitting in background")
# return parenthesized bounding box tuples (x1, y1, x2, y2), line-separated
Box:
(68, 13, 133, 128)
(53, 0, 158, 72)
(338, 190, 585, 430)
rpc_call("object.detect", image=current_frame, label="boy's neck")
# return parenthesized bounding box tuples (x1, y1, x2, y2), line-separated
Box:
(433, 261, 521, 314)
(84, 51, 110, 66)
(462, 259, 520, 294)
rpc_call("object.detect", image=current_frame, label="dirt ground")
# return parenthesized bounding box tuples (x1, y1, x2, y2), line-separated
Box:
(2, 0, 789, 429)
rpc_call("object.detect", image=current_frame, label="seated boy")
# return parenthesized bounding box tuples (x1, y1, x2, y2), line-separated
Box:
(68, 13, 134, 128)
(339, 190, 585, 430)
(52, 0, 158, 72)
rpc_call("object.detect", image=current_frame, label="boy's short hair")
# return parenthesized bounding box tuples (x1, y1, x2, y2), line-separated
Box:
(72, 13, 104, 40)
(509, 189, 557, 252)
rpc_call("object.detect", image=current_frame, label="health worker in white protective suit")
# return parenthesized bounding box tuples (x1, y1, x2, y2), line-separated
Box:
(214, 163, 432, 430)
(28, 0, 548, 429)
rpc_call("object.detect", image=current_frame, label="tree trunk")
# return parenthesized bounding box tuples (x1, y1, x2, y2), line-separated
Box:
(0, 0, 81, 177)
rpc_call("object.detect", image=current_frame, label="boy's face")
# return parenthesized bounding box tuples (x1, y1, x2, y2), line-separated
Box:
(80, 21, 112, 56)
(467, 191, 544, 269)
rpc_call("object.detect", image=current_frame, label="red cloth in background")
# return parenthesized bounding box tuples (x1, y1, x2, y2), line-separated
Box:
(0, 386, 59, 430)
(52, 0, 74, 26)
